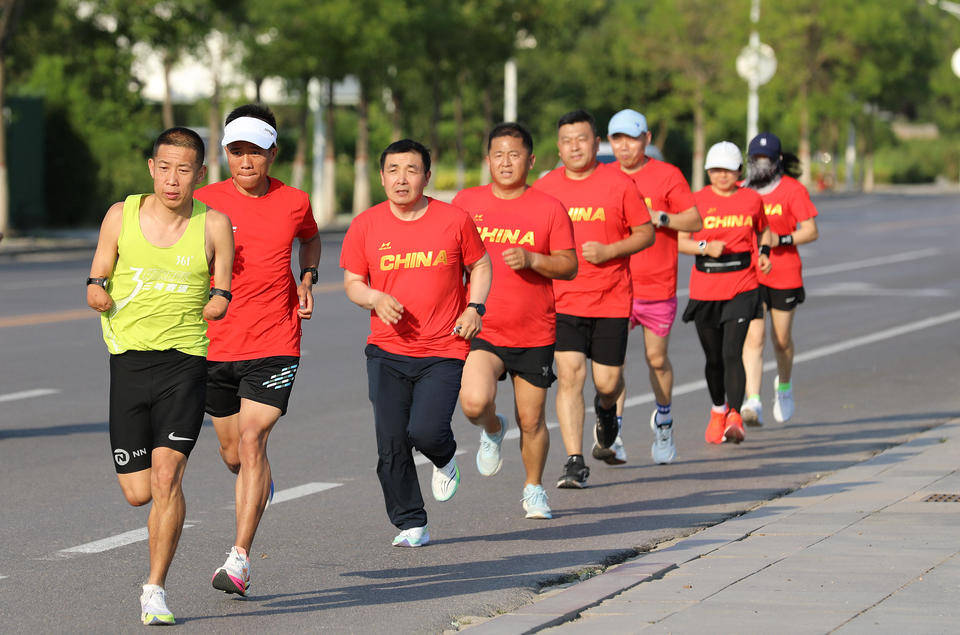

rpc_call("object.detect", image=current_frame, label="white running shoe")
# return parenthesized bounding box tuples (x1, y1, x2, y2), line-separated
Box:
(522, 484, 553, 519)
(741, 397, 764, 427)
(476, 414, 507, 476)
(140, 584, 175, 626)
(773, 376, 795, 423)
(649, 410, 676, 464)
(392, 525, 430, 547)
(212, 546, 250, 596)
(431, 457, 460, 501)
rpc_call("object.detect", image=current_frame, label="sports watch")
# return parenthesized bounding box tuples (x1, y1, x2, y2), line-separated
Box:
(300, 267, 318, 285)
(86, 277, 107, 288)
(697, 240, 707, 255)
(467, 302, 486, 316)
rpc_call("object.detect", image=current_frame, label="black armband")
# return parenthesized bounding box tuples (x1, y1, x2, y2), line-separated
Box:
(759, 245, 772, 257)
(209, 288, 232, 302)
(86, 277, 107, 289)
(778, 234, 794, 246)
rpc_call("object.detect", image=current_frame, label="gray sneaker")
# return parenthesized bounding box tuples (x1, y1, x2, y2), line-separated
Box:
(476, 414, 507, 476)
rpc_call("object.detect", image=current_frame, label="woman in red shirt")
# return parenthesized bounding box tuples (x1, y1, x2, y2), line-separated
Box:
(678, 141, 773, 445)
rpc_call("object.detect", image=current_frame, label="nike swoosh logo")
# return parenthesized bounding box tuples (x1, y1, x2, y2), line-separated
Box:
(168, 432, 194, 441)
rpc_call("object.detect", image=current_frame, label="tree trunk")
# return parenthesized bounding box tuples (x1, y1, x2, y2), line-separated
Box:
(453, 76, 465, 192)
(391, 91, 403, 141)
(430, 78, 441, 163)
(0, 50, 7, 234)
(653, 120, 669, 157)
(352, 86, 370, 216)
(206, 75, 221, 183)
(291, 83, 309, 190)
(480, 86, 493, 185)
(691, 84, 705, 191)
(322, 80, 336, 225)
(798, 81, 811, 189)
(162, 52, 174, 129)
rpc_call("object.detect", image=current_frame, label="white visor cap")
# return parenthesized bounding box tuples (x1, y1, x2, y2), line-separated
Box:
(704, 141, 742, 171)
(221, 116, 278, 149)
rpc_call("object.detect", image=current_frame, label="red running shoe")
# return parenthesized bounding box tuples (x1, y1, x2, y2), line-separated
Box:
(723, 410, 745, 444)
(704, 408, 727, 444)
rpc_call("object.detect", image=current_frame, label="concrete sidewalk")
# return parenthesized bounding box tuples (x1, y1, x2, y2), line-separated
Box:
(466, 419, 960, 634)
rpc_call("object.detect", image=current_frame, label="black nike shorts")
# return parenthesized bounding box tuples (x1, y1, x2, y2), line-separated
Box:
(759, 284, 806, 312)
(470, 338, 557, 388)
(205, 356, 300, 417)
(109, 349, 206, 474)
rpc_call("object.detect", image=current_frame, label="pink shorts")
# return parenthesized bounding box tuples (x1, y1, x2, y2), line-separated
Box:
(629, 297, 678, 338)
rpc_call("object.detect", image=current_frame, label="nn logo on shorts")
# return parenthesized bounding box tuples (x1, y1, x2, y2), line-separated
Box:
(567, 207, 605, 222)
(703, 215, 754, 229)
(476, 226, 535, 246)
(379, 250, 448, 271)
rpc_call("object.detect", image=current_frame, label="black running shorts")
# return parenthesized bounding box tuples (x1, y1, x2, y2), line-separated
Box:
(758, 284, 805, 312)
(554, 314, 630, 366)
(470, 338, 557, 388)
(205, 356, 300, 417)
(682, 288, 763, 329)
(109, 349, 206, 474)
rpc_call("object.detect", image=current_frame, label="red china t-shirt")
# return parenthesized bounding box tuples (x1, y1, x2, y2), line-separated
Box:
(340, 198, 487, 360)
(688, 187, 767, 301)
(755, 176, 818, 289)
(452, 185, 575, 348)
(533, 163, 650, 318)
(194, 178, 318, 361)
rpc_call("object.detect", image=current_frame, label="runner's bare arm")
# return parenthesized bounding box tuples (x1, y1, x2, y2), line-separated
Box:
(296, 232, 322, 320)
(86, 202, 123, 313)
(757, 226, 773, 274)
(453, 253, 492, 340)
(343, 269, 404, 325)
(581, 222, 654, 265)
(677, 231, 725, 258)
(502, 247, 577, 280)
(774, 217, 818, 246)
(651, 205, 703, 232)
(203, 210, 234, 321)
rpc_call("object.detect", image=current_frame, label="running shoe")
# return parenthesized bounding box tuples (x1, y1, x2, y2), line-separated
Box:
(592, 434, 627, 465)
(522, 484, 553, 519)
(212, 546, 250, 596)
(556, 455, 590, 488)
(392, 525, 430, 547)
(140, 584, 175, 626)
(476, 414, 508, 476)
(593, 394, 619, 449)
(649, 410, 676, 464)
(773, 376, 795, 423)
(723, 410, 745, 444)
(741, 397, 764, 427)
(705, 408, 727, 444)
(431, 457, 460, 501)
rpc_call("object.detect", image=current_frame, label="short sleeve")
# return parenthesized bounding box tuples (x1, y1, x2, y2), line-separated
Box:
(753, 196, 769, 233)
(548, 200, 576, 251)
(339, 217, 369, 277)
(459, 212, 486, 267)
(664, 170, 696, 215)
(295, 196, 319, 240)
(622, 179, 651, 227)
(789, 184, 818, 223)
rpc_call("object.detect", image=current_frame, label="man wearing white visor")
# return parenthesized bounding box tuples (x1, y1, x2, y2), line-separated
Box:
(607, 109, 702, 467)
(194, 104, 321, 596)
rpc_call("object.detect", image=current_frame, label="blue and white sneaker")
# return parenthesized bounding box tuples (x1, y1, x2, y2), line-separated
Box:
(392, 526, 430, 547)
(431, 457, 460, 501)
(476, 414, 508, 476)
(522, 484, 553, 519)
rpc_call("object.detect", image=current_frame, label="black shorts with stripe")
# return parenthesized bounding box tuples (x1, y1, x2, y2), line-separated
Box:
(206, 355, 300, 417)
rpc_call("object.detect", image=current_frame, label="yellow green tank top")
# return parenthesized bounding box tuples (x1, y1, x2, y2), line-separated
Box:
(101, 194, 210, 356)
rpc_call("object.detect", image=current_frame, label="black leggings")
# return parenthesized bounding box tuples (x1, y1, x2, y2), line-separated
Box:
(695, 318, 750, 412)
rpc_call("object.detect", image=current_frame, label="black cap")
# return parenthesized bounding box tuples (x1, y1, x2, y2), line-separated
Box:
(748, 132, 781, 159)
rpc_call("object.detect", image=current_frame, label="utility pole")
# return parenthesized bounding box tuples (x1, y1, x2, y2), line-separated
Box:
(736, 0, 776, 146)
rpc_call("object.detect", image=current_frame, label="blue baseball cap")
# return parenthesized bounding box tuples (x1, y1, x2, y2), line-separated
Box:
(607, 109, 649, 138)
(748, 132, 781, 159)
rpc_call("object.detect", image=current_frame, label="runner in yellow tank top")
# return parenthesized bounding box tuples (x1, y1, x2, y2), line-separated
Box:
(86, 127, 234, 627)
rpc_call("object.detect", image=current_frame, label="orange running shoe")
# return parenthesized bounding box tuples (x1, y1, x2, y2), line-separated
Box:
(704, 408, 727, 444)
(723, 410, 745, 444)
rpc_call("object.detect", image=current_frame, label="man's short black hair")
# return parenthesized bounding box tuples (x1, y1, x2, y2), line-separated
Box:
(225, 103, 277, 131)
(153, 127, 205, 167)
(488, 122, 534, 155)
(379, 139, 431, 173)
(557, 109, 597, 137)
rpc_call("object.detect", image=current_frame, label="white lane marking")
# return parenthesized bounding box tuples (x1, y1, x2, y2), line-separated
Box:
(270, 482, 342, 504)
(810, 282, 951, 298)
(0, 388, 59, 403)
(620, 309, 960, 410)
(0, 574, 6, 580)
(414, 449, 466, 466)
(802, 248, 941, 277)
(0, 279, 78, 291)
(60, 524, 195, 555)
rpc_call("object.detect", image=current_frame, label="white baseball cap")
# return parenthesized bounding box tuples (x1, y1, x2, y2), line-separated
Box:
(607, 109, 649, 137)
(221, 116, 278, 149)
(704, 141, 742, 171)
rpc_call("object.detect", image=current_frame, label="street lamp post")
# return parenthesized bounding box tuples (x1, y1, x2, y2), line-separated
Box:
(736, 0, 776, 147)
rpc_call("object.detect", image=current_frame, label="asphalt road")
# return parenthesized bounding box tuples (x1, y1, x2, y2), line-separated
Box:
(1, 192, 959, 632)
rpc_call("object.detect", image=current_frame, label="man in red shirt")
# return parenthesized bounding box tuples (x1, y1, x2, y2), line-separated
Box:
(194, 104, 321, 596)
(454, 123, 577, 519)
(341, 139, 491, 547)
(533, 110, 654, 489)
(741, 133, 819, 426)
(606, 109, 702, 467)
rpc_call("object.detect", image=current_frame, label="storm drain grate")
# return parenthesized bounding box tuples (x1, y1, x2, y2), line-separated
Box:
(923, 493, 960, 502)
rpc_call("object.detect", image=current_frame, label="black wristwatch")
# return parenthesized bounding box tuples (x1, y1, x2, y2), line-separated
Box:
(86, 277, 107, 289)
(467, 302, 486, 316)
(300, 267, 318, 285)
(209, 288, 233, 302)
(658, 212, 670, 227)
